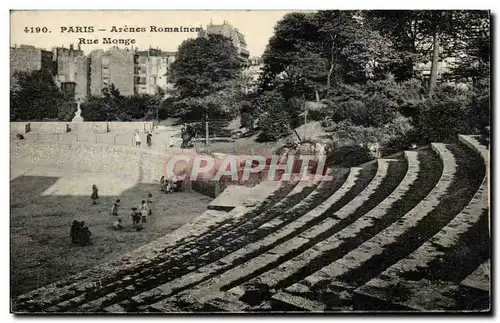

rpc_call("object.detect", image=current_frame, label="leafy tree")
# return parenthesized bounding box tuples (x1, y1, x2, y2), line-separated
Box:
(81, 84, 160, 121)
(448, 11, 490, 87)
(260, 11, 399, 100)
(260, 12, 328, 100)
(169, 34, 243, 120)
(366, 10, 489, 94)
(10, 69, 72, 121)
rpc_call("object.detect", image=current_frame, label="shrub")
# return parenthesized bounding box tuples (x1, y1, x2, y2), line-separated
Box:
(327, 144, 373, 167)
(415, 85, 474, 143)
(257, 108, 291, 142)
(256, 91, 292, 142)
(57, 101, 77, 122)
(323, 82, 398, 128)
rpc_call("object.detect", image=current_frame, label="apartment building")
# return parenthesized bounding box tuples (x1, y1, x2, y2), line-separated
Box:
(53, 45, 88, 100)
(12, 44, 177, 99)
(89, 47, 135, 96)
(198, 21, 250, 60)
(10, 45, 54, 85)
(134, 48, 176, 96)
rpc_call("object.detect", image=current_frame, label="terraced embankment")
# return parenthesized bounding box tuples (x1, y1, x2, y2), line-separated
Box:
(12, 135, 490, 313)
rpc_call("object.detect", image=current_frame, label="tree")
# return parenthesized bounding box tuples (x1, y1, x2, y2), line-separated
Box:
(365, 10, 488, 94)
(260, 11, 398, 100)
(169, 34, 243, 120)
(449, 11, 490, 87)
(260, 12, 328, 100)
(81, 84, 160, 121)
(10, 69, 72, 121)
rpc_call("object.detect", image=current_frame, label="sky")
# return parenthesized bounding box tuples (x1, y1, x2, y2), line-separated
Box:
(10, 10, 310, 57)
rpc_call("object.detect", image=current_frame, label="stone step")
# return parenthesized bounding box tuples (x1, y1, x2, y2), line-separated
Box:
(284, 143, 458, 306)
(235, 151, 418, 299)
(271, 291, 326, 312)
(120, 166, 364, 311)
(147, 161, 387, 309)
(353, 141, 489, 311)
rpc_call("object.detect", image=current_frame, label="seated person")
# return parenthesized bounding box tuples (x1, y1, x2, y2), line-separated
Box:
(113, 218, 123, 230)
(164, 180, 173, 193)
(70, 220, 80, 244)
(172, 180, 183, 192)
(74, 221, 92, 245)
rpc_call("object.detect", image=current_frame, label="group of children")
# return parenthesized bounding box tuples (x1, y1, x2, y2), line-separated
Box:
(78, 177, 169, 244)
(160, 176, 183, 193)
(134, 130, 153, 148)
(111, 193, 154, 232)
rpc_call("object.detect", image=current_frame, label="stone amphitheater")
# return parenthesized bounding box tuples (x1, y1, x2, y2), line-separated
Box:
(11, 133, 490, 313)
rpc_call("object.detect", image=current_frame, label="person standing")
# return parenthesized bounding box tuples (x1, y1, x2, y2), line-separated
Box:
(139, 200, 149, 224)
(160, 175, 165, 192)
(91, 185, 99, 205)
(134, 131, 141, 147)
(146, 132, 152, 148)
(147, 193, 153, 215)
(111, 203, 119, 216)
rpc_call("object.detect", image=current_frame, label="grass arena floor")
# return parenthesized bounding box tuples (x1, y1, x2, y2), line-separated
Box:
(10, 166, 212, 297)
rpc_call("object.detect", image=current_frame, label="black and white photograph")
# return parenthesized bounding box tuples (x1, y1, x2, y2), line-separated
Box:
(8, 8, 491, 314)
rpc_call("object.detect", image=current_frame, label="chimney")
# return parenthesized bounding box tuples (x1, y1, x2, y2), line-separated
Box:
(70, 44, 74, 51)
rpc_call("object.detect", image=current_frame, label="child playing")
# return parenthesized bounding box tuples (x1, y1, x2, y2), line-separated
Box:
(113, 218, 123, 230)
(111, 199, 121, 216)
(91, 185, 99, 205)
(147, 193, 153, 215)
(131, 207, 140, 228)
(139, 200, 149, 224)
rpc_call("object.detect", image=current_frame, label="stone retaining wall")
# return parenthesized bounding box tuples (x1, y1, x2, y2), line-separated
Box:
(11, 140, 169, 183)
(11, 139, 229, 198)
(10, 121, 154, 134)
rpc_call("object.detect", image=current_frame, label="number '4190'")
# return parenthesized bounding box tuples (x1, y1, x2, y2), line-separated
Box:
(24, 27, 49, 33)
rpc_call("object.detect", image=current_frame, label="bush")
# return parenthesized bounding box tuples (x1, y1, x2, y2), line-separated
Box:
(256, 91, 292, 142)
(415, 85, 474, 143)
(323, 83, 397, 128)
(57, 101, 77, 122)
(327, 144, 373, 167)
(257, 108, 291, 142)
(323, 116, 415, 158)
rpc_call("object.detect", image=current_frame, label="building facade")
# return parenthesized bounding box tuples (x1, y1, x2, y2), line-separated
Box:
(89, 47, 135, 96)
(134, 48, 176, 96)
(11, 44, 177, 99)
(10, 45, 54, 81)
(198, 21, 250, 60)
(53, 45, 88, 100)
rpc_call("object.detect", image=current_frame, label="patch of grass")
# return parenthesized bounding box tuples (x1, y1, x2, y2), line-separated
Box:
(10, 176, 212, 297)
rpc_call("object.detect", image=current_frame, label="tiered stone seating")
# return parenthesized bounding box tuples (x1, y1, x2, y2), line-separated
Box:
(145, 159, 388, 310)
(353, 136, 490, 311)
(111, 165, 369, 312)
(12, 135, 490, 313)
